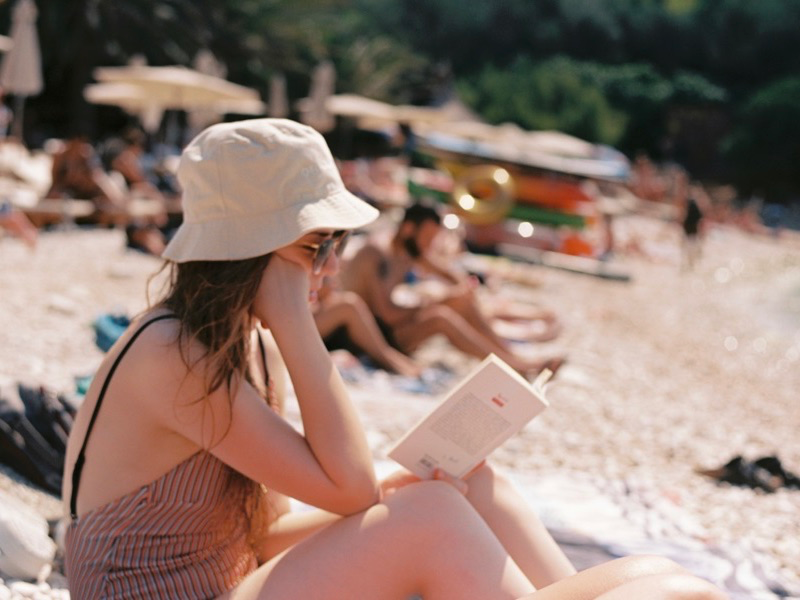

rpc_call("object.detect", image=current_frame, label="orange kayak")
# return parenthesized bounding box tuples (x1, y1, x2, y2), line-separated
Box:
(512, 172, 593, 212)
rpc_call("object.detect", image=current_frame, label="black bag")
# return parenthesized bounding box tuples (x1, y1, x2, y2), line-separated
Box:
(0, 383, 75, 496)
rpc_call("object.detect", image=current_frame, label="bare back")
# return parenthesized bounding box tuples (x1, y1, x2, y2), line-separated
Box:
(338, 237, 413, 326)
(62, 310, 281, 518)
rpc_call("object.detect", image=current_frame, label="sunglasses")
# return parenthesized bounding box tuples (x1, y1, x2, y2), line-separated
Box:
(308, 230, 350, 274)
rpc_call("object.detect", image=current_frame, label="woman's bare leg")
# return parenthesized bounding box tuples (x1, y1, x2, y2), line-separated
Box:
(463, 463, 576, 588)
(223, 481, 534, 600)
(520, 555, 727, 600)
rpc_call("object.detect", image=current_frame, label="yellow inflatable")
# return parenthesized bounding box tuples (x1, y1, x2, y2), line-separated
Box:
(449, 165, 515, 225)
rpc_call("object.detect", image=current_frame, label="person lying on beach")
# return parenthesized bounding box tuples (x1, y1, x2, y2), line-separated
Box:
(313, 277, 423, 378)
(45, 133, 168, 255)
(45, 135, 129, 226)
(61, 119, 726, 600)
(338, 202, 565, 378)
(0, 199, 37, 248)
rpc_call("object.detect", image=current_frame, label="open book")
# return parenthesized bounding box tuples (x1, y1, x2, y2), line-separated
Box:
(388, 354, 551, 479)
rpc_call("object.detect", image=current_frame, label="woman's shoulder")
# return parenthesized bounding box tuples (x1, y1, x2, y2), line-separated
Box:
(105, 309, 184, 375)
(112, 310, 177, 351)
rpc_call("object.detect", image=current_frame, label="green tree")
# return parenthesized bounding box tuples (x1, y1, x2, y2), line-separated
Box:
(723, 76, 800, 201)
(458, 56, 626, 145)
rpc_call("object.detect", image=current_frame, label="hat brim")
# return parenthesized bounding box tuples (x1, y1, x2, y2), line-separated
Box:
(162, 188, 379, 262)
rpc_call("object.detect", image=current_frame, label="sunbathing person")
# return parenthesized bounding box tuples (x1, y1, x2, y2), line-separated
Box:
(62, 119, 725, 600)
(313, 277, 423, 378)
(45, 135, 129, 226)
(338, 203, 565, 378)
(0, 199, 37, 248)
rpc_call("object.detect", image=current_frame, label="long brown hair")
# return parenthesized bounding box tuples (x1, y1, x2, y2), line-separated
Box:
(151, 254, 278, 558)
(150, 254, 276, 431)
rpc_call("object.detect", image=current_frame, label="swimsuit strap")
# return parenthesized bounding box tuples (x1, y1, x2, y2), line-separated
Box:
(256, 331, 269, 381)
(69, 314, 176, 520)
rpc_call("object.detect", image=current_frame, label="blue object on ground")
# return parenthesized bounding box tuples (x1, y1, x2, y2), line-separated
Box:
(93, 313, 131, 352)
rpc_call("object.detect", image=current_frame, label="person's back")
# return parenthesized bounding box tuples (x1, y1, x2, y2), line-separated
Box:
(339, 234, 409, 310)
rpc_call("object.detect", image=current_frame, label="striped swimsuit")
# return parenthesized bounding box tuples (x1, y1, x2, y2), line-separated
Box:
(64, 316, 259, 599)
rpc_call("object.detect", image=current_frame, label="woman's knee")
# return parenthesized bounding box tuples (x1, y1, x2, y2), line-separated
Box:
(660, 573, 728, 599)
(625, 572, 727, 599)
(613, 554, 686, 579)
(384, 480, 483, 540)
(388, 479, 471, 515)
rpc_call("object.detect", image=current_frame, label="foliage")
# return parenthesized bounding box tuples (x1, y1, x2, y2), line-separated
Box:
(457, 56, 626, 146)
(722, 77, 800, 200)
(458, 56, 726, 157)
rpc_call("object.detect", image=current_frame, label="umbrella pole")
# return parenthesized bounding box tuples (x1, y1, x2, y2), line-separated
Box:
(11, 95, 25, 141)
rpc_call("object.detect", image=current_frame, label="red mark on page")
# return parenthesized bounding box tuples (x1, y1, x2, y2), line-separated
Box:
(491, 395, 506, 407)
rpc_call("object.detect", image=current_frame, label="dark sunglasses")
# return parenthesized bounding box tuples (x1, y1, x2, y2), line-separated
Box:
(309, 230, 350, 274)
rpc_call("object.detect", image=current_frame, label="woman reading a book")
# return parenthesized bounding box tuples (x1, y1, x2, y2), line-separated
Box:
(62, 119, 725, 599)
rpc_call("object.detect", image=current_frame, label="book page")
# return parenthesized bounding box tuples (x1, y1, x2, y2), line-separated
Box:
(430, 392, 512, 454)
(388, 354, 550, 478)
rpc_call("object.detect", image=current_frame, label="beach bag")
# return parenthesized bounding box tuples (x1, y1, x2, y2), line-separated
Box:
(0, 488, 57, 580)
(0, 384, 68, 495)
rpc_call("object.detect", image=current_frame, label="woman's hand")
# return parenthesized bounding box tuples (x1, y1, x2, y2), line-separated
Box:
(252, 254, 311, 328)
(379, 460, 487, 499)
(379, 468, 421, 498)
(431, 460, 486, 495)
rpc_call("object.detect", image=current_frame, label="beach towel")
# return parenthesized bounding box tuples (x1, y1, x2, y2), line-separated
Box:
(513, 470, 800, 600)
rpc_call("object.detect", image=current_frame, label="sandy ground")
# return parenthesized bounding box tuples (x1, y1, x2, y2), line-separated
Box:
(1, 215, 799, 594)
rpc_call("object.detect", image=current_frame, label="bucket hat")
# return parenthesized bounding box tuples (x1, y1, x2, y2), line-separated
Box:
(162, 118, 379, 262)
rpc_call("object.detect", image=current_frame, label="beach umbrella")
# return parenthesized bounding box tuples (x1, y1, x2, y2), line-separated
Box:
(319, 94, 453, 132)
(83, 82, 164, 133)
(84, 81, 265, 119)
(92, 64, 265, 114)
(323, 94, 397, 122)
(0, 0, 43, 139)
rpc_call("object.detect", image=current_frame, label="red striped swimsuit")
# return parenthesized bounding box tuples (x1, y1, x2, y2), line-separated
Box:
(64, 316, 258, 599)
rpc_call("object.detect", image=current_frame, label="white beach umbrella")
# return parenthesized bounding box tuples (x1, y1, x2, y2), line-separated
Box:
(0, 0, 43, 139)
(318, 94, 451, 131)
(83, 82, 165, 133)
(92, 64, 264, 113)
(84, 79, 265, 136)
(324, 94, 397, 121)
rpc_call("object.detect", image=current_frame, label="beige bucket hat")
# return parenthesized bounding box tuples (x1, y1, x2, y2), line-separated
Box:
(162, 118, 379, 262)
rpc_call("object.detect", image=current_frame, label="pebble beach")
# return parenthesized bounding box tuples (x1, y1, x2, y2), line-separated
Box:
(1, 215, 799, 598)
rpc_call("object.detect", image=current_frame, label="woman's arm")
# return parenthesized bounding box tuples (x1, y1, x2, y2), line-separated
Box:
(257, 509, 342, 561)
(260, 257, 378, 511)
(149, 258, 379, 515)
(236, 255, 378, 513)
